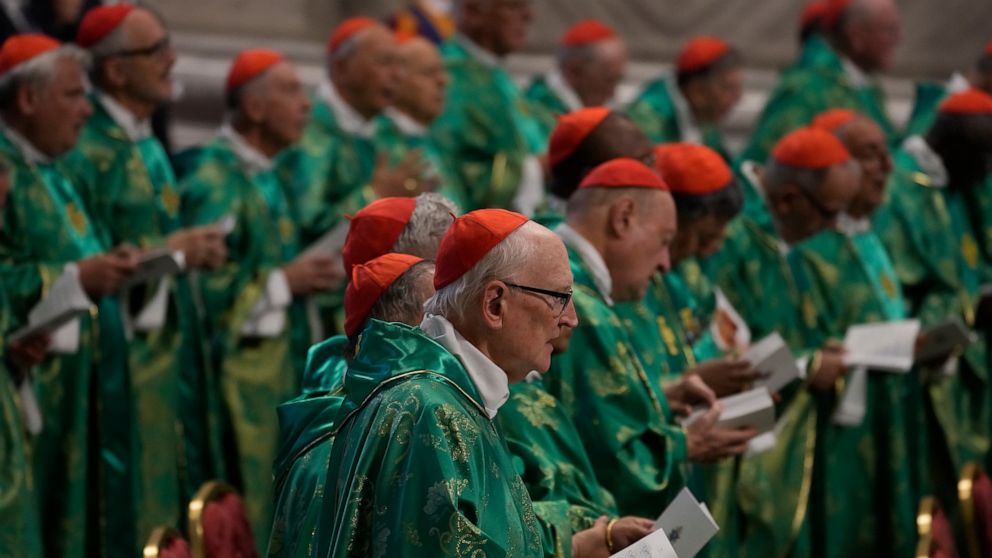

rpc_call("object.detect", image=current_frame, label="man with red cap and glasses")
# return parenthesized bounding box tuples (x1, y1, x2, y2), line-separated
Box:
(269, 252, 437, 558)
(284, 17, 431, 246)
(742, 0, 902, 163)
(524, 20, 628, 144)
(708, 127, 862, 557)
(543, 159, 756, 518)
(317, 209, 577, 556)
(0, 34, 142, 556)
(876, 89, 992, 525)
(627, 36, 743, 160)
(179, 48, 336, 544)
(431, 0, 546, 214)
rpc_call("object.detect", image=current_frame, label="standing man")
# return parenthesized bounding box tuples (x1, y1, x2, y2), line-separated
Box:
(0, 34, 139, 557)
(742, 0, 902, 162)
(524, 20, 628, 143)
(179, 48, 339, 546)
(626, 36, 743, 160)
(431, 0, 546, 213)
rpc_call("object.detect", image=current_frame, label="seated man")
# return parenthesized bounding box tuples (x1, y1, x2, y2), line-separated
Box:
(546, 158, 756, 518)
(268, 253, 436, 558)
(627, 36, 743, 159)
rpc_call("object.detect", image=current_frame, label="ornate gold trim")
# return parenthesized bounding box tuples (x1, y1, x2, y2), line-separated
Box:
(958, 462, 981, 558)
(143, 526, 184, 558)
(787, 410, 817, 554)
(915, 496, 937, 558)
(188, 480, 237, 558)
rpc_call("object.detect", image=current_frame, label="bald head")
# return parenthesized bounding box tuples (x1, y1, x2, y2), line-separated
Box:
(331, 24, 399, 119)
(549, 112, 653, 199)
(558, 37, 628, 107)
(394, 36, 449, 125)
(833, 0, 900, 73)
(231, 60, 311, 156)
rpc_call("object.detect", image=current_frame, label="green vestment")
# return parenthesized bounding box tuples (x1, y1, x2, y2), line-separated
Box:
(626, 75, 731, 160)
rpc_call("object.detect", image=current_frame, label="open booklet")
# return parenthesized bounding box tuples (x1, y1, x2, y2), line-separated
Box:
(743, 332, 802, 392)
(610, 524, 678, 558)
(119, 249, 185, 290)
(10, 265, 93, 343)
(842, 319, 920, 372)
(709, 288, 751, 354)
(683, 387, 776, 435)
(651, 487, 720, 558)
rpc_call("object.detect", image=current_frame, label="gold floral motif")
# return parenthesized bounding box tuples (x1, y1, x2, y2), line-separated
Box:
(65, 202, 87, 236)
(513, 390, 558, 429)
(961, 234, 979, 269)
(161, 184, 179, 216)
(880, 273, 897, 298)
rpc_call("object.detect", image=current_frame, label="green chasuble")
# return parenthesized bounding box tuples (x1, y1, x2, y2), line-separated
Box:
(740, 35, 898, 164)
(626, 75, 731, 160)
(268, 336, 349, 558)
(544, 241, 690, 518)
(873, 138, 992, 508)
(179, 134, 309, 549)
(522, 71, 578, 148)
(797, 224, 917, 558)
(374, 110, 468, 211)
(316, 320, 544, 557)
(63, 95, 220, 534)
(708, 215, 837, 558)
(431, 35, 545, 212)
(0, 130, 132, 558)
(497, 374, 618, 544)
(0, 287, 42, 556)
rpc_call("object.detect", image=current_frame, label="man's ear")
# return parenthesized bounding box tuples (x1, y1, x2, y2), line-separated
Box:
(479, 279, 508, 329)
(101, 58, 127, 90)
(15, 82, 37, 116)
(606, 195, 636, 240)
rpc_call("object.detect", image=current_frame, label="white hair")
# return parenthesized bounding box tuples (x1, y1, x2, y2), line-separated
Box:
(0, 45, 90, 111)
(368, 261, 436, 326)
(423, 220, 540, 321)
(327, 26, 375, 79)
(393, 192, 459, 258)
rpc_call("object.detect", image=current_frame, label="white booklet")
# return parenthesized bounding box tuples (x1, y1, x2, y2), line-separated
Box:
(743, 332, 801, 392)
(843, 319, 920, 372)
(610, 527, 677, 558)
(653, 488, 720, 558)
(832, 365, 869, 426)
(684, 387, 776, 436)
(120, 250, 185, 290)
(10, 265, 93, 344)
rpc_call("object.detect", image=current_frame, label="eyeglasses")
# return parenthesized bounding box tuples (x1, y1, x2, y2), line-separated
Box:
(111, 36, 171, 59)
(505, 282, 572, 317)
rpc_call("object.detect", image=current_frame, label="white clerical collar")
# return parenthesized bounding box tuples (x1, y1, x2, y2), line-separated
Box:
(419, 314, 509, 419)
(96, 91, 153, 141)
(316, 80, 377, 139)
(947, 72, 971, 94)
(554, 222, 614, 305)
(836, 212, 872, 236)
(457, 34, 501, 68)
(0, 118, 50, 164)
(545, 67, 584, 112)
(385, 107, 428, 137)
(903, 135, 948, 188)
(218, 123, 274, 174)
(666, 75, 703, 144)
(841, 57, 871, 89)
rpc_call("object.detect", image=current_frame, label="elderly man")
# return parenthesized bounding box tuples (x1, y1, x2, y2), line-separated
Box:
(742, 0, 902, 162)
(286, 17, 432, 245)
(627, 36, 743, 159)
(544, 158, 756, 519)
(316, 209, 577, 557)
(524, 20, 627, 143)
(905, 40, 992, 138)
(178, 49, 337, 544)
(875, 89, 992, 520)
(0, 34, 142, 557)
(375, 35, 465, 208)
(65, 2, 228, 530)
(431, 0, 545, 213)
(539, 106, 654, 226)
(269, 252, 437, 558)
(709, 127, 862, 557)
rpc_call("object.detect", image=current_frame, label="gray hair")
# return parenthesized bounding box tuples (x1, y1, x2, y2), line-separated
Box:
(763, 158, 861, 196)
(327, 26, 375, 79)
(0, 46, 90, 112)
(565, 186, 664, 219)
(368, 261, 436, 327)
(226, 68, 274, 114)
(393, 192, 458, 259)
(423, 220, 539, 321)
(556, 42, 597, 69)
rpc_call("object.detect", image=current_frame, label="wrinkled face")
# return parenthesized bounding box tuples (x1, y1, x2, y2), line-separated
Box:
(496, 230, 578, 381)
(570, 38, 628, 107)
(839, 118, 892, 217)
(464, 0, 533, 56)
(258, 62, 311, 149)
(671, 213, 731, 265)
(606, 191, 678, 302)
(688, 65, 743, 124)
(113, 9, 176, 107)
(846, 0, 901, 72)
(334, 26, 399, 117)
(777, 163, 861, 242)
(395, 38, 449, 124)
(29, 56, 93, 157)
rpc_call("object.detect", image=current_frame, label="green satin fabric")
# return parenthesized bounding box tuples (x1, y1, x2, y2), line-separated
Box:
(522, 75, 571, 148)
(626, 75, 731, 160)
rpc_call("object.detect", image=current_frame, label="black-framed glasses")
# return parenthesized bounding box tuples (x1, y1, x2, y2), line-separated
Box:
(505, 282, 572, 317)
(111, 36, 171, 59)
(796, 186, 841, 222)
